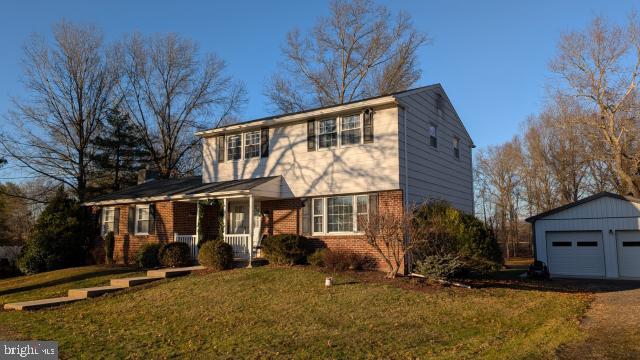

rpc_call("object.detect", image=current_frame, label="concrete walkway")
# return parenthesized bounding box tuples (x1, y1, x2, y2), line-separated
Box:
(3, 266, 205, 311)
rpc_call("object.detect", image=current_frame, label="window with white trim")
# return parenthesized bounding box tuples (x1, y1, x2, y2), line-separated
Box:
(429, 124, 438, 148)
(135, 205, 150, 235)
(313, 198, 324, 233)
(340, 114, 361, 145)
(244, 131, 261, 159)
(453, 137, 460, 158)
(101, 207, 115, 235)
(312, 194, 370, 234)
(227, 134, 242, 161)
(318, 118, 337, 149)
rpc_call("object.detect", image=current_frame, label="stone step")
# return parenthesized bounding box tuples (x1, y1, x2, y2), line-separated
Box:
(146, 265, 205, 278)
(110, 276, 163, 288)
(4, 296, 82, 311)
(67, 285, 126, 299)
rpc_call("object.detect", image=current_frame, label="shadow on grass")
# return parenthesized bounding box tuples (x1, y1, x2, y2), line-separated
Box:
(0, 267, 136, 297)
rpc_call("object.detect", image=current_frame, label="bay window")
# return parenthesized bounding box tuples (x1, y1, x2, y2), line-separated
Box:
(312, 194, 371, 234)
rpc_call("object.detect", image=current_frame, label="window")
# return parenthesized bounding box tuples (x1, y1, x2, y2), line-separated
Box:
(313, 198, 324, 233)
(327, 196, 353, 232)
(356, 195, 368, 231)
(244, 131, 261, 159)
(318, 118, 337, 148)
(101, 207, 115, 235)
(429, 124, 438, 148)
(229, 204, 248, 234)
(227, 134, 242, 161)
(341, 114, 361, 145)
(552, 241, 571, 247)
(135, 205, 150, 235)
(623, 241, 640, 247)
(453, 137, 460, 158)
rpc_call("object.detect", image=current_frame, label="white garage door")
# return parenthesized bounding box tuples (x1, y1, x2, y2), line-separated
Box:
(616, 231, 640, 278)
(546, 231, 605, 277)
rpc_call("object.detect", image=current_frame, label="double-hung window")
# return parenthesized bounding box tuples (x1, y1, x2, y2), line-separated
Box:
(101, 207, 115, 235)
(312, 194, 370, 234)
(429, 124, 438, 148)
(227, 134, 242, 161)
(135, 205, 150, 235)
(340, 114, 361, 145)
(244, 131, 261, 159)
(453, 137, 460, 158)
(318, 118, 337, 149)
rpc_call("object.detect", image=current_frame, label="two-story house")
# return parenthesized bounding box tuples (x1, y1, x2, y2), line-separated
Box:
(85, 84, 474, 269)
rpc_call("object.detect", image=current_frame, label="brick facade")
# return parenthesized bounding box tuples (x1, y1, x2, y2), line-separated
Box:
(91, 190, 404, 270)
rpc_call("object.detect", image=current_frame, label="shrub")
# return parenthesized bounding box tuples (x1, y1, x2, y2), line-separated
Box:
(323, 250, 373, 272)
(158, 242, 191, 267)
(17, 187, 85, 274)
(136, 243, 161, 269)
(104, 231, 115, 264)
(198, 241, 233, 270)
(307, 249, 326, 267)
(414, 254, 465, 280)
(261, 234, 307, 265)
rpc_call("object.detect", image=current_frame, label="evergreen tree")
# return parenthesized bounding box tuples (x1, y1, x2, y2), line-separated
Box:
(91, 108, 149, 194)
(17, 187, 85, 274)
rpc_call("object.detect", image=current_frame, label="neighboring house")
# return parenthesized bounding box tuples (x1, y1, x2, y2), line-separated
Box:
(84, 84, 474, 270)
(526, 192, 640, 279)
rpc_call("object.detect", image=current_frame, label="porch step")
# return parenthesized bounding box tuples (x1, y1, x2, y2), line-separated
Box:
(68, 285, 127, 299)
(146, 265, 206, 278)
(4, 296, 82, 311)
(110, 276, 163, 288)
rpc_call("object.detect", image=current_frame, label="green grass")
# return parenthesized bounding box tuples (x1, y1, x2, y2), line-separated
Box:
(0, 266, 589, 359)
(0, 265, 143, 304)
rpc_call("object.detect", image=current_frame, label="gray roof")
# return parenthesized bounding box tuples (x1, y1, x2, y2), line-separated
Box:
(85, 176, 279, 205)
(525, 192, 640, 222)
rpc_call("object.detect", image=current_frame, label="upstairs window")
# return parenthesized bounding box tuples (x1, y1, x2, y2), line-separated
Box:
(453, 137, 460, 158)
(227, 134, 242, 161)
(244, 131, 261, 159)
(318, 118, 337, 149)
(341, 114, 361, 146)
(429, 124, 438, 148)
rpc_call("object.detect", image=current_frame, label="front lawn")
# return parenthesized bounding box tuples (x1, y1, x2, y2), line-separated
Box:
(0, 266, 589, 359)
(0, 265, 142, 305)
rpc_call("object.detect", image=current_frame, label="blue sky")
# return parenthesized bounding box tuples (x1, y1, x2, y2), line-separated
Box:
(0, 0, 637, 153)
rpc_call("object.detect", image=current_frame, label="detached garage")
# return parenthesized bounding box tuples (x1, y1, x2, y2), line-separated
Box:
(526, 192, 640, 279)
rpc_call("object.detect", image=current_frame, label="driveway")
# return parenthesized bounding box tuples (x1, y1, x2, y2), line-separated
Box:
(558, 285, 640, 359)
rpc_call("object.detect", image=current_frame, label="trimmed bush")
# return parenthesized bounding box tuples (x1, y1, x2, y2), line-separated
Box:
(136, 243, 161, 269)
(158, 242, 191, 267)
(198, 241, 233, 270)
(104, 231, 115, 264)
(261, 234, 307, 266)
(323, 250, 373, 272)
(307, 249, 326, 267)
(414, 254, 465, 280)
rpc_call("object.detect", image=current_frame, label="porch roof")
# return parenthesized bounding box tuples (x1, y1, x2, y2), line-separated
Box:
(82, 176, 281, 206)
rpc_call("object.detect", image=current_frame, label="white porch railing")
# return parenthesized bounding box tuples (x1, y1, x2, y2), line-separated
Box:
(224, 234, 252, 259)
(174, 234, 198, 260)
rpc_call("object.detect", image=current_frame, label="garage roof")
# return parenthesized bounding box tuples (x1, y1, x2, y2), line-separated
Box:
(525, 192, 640, 222)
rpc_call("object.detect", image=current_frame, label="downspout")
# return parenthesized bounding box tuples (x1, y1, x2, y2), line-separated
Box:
(400, 104, 411, 274)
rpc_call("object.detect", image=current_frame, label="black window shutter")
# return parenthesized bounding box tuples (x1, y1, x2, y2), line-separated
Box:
(261, 127, 269, 158)
(307, 120, 316, 151)
(97, 208, 103, 235)
(127, 206, 135, 234)
(148, 204, 156, 235)
(217, 136, 225, 163)
(363, 108, 374, 143)
(114, 208, 120, 235)
(369, 193, 378, 217)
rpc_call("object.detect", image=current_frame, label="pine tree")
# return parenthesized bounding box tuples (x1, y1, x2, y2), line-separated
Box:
(91, 108, 149, 194)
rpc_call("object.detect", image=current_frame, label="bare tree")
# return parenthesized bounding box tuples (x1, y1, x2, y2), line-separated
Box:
(116, 33, 247, 178)
(265, 0, 428, 113)
(0, 21, 118, 202)
(550, 15, 640, 196)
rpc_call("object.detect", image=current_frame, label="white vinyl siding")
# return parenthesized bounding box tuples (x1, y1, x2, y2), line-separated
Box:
(135, 205, 150, 235)
(101, 207, 115, 235)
